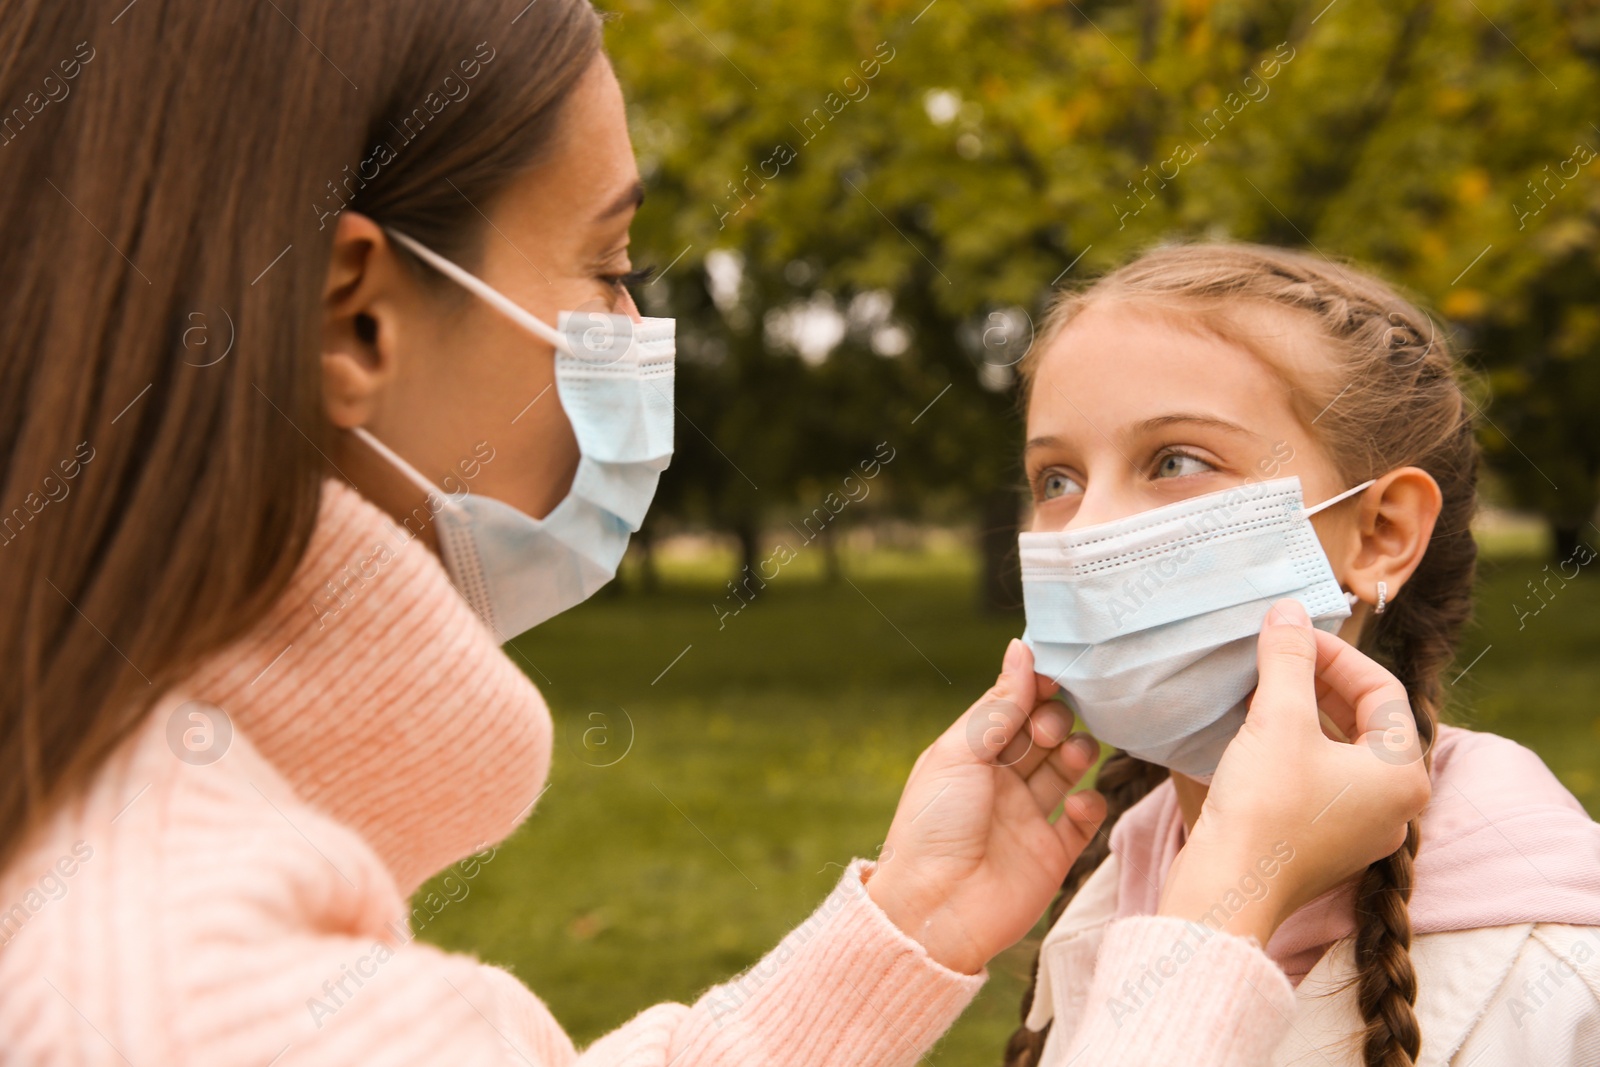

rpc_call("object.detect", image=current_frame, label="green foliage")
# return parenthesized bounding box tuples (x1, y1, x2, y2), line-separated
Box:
(606, 0, 1600, 561)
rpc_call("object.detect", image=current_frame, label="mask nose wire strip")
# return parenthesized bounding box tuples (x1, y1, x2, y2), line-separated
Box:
(350, 426, 469, 518)
(1302, 478, 1378, 518)
(385, 228, 574, 356)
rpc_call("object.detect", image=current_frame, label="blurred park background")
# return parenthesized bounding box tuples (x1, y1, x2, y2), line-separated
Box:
(419, 0, 1600, 1062)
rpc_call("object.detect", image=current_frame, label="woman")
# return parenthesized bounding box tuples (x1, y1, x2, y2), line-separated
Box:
(0, 2, 1427, 1064)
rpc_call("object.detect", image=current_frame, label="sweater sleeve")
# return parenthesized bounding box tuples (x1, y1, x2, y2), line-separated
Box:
(0, 720, 982, 1067)
(248, 860, 982, 1067)
(468, 859, 984, 1067)
(1054, 916, 1296, 1066)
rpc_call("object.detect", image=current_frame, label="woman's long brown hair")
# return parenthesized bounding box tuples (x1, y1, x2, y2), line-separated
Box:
(1003, 243, 1478, 1067)
(0, 0, 603, 872)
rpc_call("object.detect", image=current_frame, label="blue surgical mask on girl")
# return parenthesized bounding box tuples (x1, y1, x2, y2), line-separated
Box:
(353, 229, 675, 641)
(1020, 476, 1374, 780)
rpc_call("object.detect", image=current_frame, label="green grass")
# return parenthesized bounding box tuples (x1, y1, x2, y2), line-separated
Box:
(414, 541, 1600, 1063)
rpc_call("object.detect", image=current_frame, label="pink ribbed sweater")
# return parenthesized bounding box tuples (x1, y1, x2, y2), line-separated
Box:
(0, 479, 1295, 1065)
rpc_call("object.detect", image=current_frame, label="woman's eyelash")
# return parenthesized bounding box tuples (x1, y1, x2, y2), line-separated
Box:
(604, 265, 656, 289)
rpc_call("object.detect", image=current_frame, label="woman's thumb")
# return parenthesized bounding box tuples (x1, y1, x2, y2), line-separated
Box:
(1250, 599, 1318, 727)
(998, 637, 1034, 697)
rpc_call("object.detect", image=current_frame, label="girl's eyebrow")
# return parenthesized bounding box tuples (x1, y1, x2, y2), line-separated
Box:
(1024, 434, 1070, 453)
(1134, 412, 1262, 438)
(1027, 413, 1259, 455)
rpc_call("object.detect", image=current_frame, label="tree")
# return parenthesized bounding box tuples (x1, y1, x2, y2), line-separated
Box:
(608, 0, 1600, 591)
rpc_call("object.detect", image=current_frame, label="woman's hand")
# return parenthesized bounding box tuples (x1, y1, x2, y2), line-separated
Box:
(867, 639, 1107, 975)
(1159, 598, 1431, 945)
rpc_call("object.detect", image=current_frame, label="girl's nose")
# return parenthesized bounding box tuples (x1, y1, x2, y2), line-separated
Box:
(1065, 483, 1146, 531)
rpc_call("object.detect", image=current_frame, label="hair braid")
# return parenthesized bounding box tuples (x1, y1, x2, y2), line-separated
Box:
(1354, 823, 1422, 1066)
(1002, 752, 1168, 1067)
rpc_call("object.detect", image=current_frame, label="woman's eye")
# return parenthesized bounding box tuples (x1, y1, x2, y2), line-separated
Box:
(1154, 452, 1214, 479)
(1041, 471, 1083, 500)
(602, 265, 656, 292)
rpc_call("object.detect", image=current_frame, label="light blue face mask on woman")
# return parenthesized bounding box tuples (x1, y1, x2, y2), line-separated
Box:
(353, 230, 675, 641)
(1020, 475, 1372, 780)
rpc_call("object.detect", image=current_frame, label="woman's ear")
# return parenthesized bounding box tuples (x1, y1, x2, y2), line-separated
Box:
(1344, 466, 1444, 608)
(321, 212, 403, 430)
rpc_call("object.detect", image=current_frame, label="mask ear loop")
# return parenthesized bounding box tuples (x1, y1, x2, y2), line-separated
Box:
(1302, 478, 1378, 518)
(350, 426, 469, 518)
(385, 228, 575, 357)
(1303, 477, 1378, 617)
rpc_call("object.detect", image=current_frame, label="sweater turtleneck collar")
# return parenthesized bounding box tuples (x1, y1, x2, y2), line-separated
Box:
(185, 478, 552, 896)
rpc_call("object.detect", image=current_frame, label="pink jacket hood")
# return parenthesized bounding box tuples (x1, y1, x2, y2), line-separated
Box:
(1111, 724, 1600, 980)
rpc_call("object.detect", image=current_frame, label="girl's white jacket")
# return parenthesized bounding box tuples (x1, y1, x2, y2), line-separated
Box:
(1027, 855, 1600, 1066)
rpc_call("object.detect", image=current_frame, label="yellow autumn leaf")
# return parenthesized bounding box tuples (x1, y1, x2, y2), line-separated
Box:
(1442, 288, 1487, 320)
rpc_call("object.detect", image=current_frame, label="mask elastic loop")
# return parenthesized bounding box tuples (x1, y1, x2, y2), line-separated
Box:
(386, 229, 574, 356)
(351, 426, 469, 517)
(1303, 478, 1378, 518)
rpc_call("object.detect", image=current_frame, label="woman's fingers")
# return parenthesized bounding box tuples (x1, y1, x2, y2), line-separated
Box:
(1023, 733, 1099, 813)
(1247, 599, 1322, 737)
(1312, 673, 1358, 741)
(1053, 789, 1106, 855)
(1310, 629, 1420, 762)
(952, 639, 1040, 766)
(1311, 627, 1403, 708)
(1003, 702, 1072, 777)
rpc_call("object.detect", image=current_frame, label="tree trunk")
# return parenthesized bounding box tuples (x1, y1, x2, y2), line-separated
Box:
(980, 487, 1023, 614)
(1552, 521, 1587, 564)
(636, 523, 659, 593)
(822, 526, 842, 584)
(734, 514, 761, 582)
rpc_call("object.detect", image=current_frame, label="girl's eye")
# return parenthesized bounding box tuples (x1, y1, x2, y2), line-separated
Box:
(1154, 451, 1214, 479)
(1041, 470, 1084, 500)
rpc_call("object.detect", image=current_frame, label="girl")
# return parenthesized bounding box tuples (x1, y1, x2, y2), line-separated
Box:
(1005, 243, 1600, 1067)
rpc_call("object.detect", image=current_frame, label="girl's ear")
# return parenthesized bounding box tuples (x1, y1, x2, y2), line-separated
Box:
(321, 212, 406, 430)
(1344, 466, 1444, 608)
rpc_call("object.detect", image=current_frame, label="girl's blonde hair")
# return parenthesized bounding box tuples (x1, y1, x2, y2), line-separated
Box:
(1004, 242, 1479, 1067)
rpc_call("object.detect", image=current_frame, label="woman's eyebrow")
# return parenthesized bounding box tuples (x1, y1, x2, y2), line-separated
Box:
(596, 179, 645, 221)
(1134, 412, 1261, 438)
